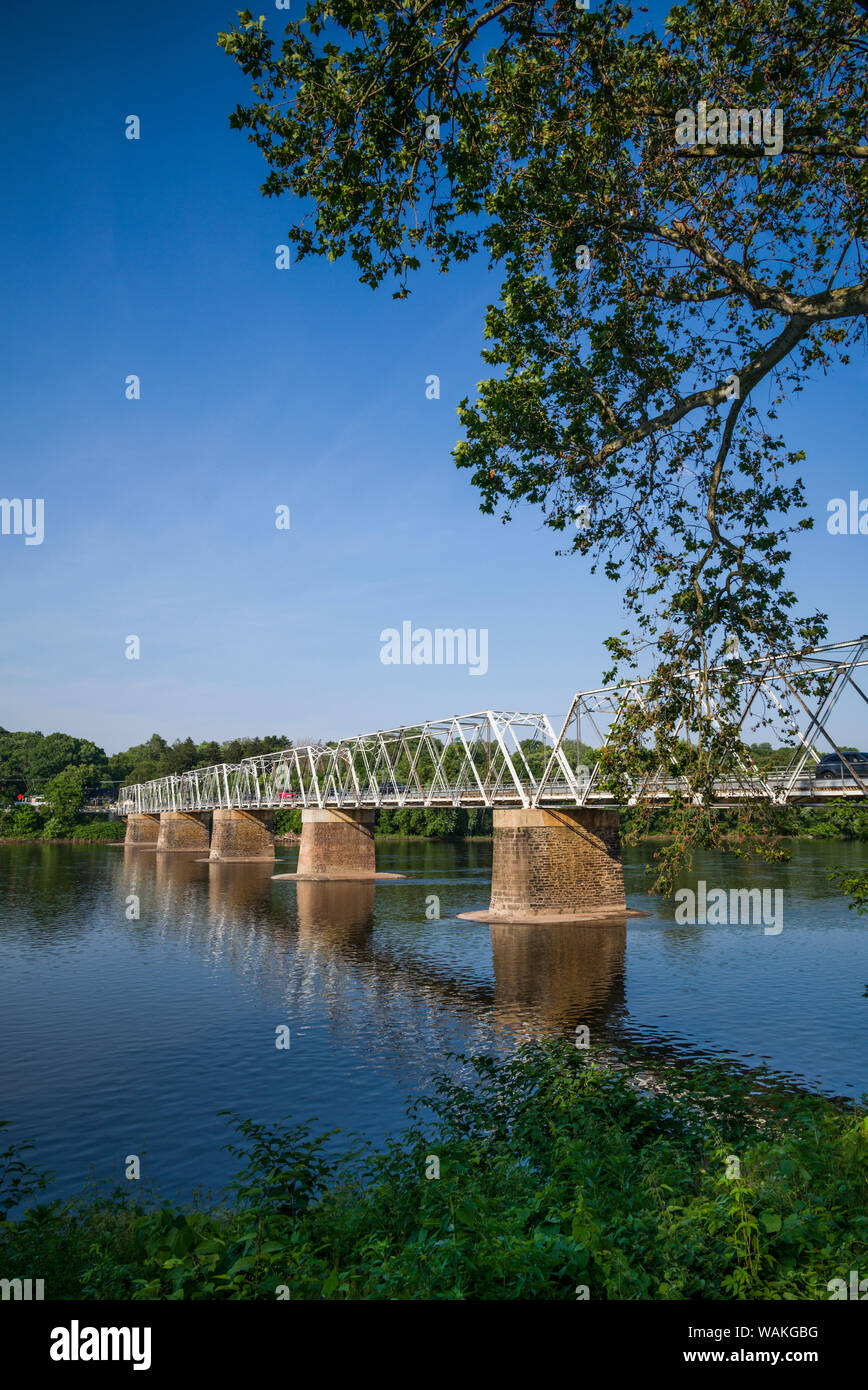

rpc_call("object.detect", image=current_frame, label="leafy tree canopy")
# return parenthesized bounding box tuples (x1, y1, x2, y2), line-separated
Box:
(219, 0, 867, 882)
(43, 766, 87, 837)
(0, 728, 108, 794)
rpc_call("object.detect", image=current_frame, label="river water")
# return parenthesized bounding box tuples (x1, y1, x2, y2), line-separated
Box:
(1, 837, 866, 1205)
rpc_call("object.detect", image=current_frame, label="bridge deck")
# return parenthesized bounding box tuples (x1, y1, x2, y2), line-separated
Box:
(118, 776, 867, 815)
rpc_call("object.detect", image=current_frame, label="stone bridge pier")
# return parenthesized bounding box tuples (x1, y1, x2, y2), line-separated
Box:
(460, 807, 626, 923)
(155, 811, 211, 853)
(270, 808, 403, 882)
(125, 813, 161, 847)
(210, 808, 275, 861)
(296, 808, 377, 878)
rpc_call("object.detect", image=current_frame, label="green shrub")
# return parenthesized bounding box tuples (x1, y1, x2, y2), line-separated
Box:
(0, 805, 44, 838)
(2, 1044, 866, 1300)
(374, 807, 492, 838)
(70, 821, 126, 842)
(274, 808, 302, 836)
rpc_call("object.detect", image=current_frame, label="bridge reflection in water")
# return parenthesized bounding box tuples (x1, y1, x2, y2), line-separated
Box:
(120, 848, 628, 1047)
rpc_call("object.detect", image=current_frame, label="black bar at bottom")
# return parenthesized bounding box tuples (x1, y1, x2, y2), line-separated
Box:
(4, 1297, 862, 1375)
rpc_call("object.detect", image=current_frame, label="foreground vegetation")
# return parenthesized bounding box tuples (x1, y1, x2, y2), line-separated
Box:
(2, 1044, 866, 1300)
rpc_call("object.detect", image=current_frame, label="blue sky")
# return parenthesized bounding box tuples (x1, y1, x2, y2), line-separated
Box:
(1, 1, 866, 753)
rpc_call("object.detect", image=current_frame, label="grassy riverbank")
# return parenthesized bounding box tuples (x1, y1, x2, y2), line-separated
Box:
(2, 1043, 865, 1300)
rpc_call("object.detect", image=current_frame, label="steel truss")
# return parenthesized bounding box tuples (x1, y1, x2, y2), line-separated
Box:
(117, 639, 868, 816)
(118, 711, 575, 815)
(541, 636, 868, 807)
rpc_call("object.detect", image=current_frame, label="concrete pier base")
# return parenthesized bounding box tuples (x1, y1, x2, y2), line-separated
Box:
(272, 808, 402, 881)
(209, 808, 275, 861)
(459, 807, 626, 923)
(156, 811, 211, 853)
(124, 813, 161, 847)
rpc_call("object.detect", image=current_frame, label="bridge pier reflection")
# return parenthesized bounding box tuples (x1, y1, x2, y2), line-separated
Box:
(490, 917, 627, 1039)
(207, 859, 277, 917)
(117, 851, 629, 1047)
(296, 880, 376, 945)
(153, 846, 208, 903)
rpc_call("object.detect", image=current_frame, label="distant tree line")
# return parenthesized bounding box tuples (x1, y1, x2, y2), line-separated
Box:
(273, 806, 494, 838)
(622, 802, 868, 843)
(0, 727, 291, 842)
(0, 728, 292, 801)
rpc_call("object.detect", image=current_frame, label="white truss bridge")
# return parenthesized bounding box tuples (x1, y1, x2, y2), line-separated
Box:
(118, 638, 868, 816)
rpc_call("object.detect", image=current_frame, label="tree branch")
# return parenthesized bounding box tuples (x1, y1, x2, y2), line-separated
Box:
(590, 313, 810, 467)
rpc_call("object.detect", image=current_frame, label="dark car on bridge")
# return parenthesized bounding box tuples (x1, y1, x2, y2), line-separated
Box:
(379, 781, 407, 794)
(815, 752, 868, 780)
